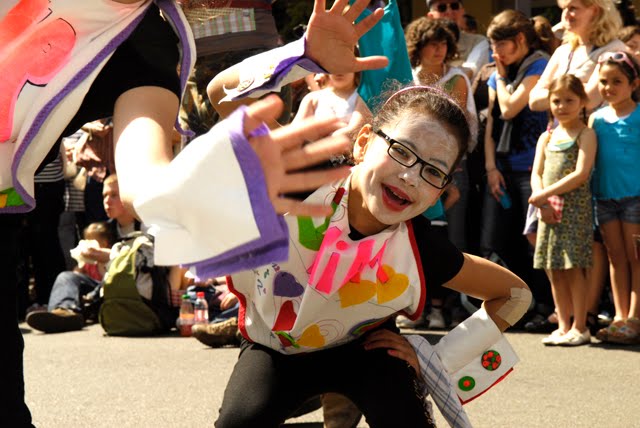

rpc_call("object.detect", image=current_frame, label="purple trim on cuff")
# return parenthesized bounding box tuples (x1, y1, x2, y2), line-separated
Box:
(186, 106, 289, 278)
(230, 37, 327, 101)
(156, 0, 195, 138)
(7, 5, 151, 214)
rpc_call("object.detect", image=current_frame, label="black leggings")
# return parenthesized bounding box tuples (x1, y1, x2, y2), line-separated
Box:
(215, 331, 434, 428)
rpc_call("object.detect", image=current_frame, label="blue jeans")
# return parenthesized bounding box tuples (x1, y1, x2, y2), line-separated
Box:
(48, 271, 100, 312)
(480, 170, 552, 309)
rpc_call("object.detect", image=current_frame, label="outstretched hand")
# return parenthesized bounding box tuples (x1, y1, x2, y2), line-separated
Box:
(243, 95, 352, 217)
(306, 0, 389, 74)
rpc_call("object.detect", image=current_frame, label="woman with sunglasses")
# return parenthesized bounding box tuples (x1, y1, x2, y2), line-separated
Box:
(589, 51, 640, 345)
(426, 0, 489, 76)
(213, 85, 530, 427)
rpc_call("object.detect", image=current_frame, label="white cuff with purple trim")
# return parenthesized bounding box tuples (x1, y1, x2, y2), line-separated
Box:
(220, 37, 326, 102)
(133, 107, 288, 274)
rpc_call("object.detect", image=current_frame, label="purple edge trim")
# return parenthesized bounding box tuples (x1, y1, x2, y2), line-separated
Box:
(156, 0, 194, 137)
(8, 4, 152, 214)
(230, 37, 326, 101)
(186, 106, 289, 279)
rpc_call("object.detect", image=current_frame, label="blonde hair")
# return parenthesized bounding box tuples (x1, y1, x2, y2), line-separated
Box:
(103, 173, 118, 188)
(564, 0, 622, 49)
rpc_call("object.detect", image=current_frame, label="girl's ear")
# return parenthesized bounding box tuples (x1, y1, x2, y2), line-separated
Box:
(353, 124, 373, 164)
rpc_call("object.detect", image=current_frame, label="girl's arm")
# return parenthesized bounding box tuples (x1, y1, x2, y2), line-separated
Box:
(484, 88, 506, 200)
(292, 92, 318, 124)
(445, 254, 530, 332)
(583, 66, 604, 111)
(529, 130, 548, 200)
(530, 128, 597, 201)
(529, 49, 562, 112)
(496, 74, 541, 120)
(451, 76, 468, 111)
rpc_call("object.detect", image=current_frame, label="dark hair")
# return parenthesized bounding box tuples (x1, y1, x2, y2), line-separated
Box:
(405, 17, 458, 68)
(373, 84, 470, 173)
(487, 9, 555, 55)
(548, 74, 589, 124)
(618, 25, 640, 43)
(463, 14, 478, 33)
(599, 52, 640, 101)
(84, 221, 115, 247)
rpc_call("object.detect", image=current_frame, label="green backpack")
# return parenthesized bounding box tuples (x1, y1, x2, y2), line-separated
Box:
(99, 232, 176, 336)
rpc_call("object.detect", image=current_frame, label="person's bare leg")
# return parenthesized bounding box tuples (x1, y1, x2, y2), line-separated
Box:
(622, 222, 640, 319)
(600, 220, 631, 320)
(586, 241, 607, 315)
(548, 270, 572, 333)
(565, 268, 588, 333)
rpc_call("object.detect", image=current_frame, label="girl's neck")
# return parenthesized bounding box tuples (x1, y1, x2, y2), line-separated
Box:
(422, 63, 445, 78)
(557, 117, 586, 134)
(575, 32, 591, 49)
(609, 98, 637, 116)
(330, 85, 356, 99)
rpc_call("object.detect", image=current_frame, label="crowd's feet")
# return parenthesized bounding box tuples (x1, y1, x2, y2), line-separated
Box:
(191, 317, 241, 348)
(395, 306, 466, 330)
(26, 308, 84, 333)
(542, 328, 591, 346)
(595, 318, 640, 345)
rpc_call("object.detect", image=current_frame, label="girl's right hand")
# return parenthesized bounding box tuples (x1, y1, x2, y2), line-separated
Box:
(492, 53, 507, 79)
(487, 169, 506, 201)
(243, 95, 352, 217)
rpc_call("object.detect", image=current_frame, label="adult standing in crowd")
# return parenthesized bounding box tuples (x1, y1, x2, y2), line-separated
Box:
(426, 0, 490, 78)
(1, 1, 386, 426)
(482, 9, 555, 330)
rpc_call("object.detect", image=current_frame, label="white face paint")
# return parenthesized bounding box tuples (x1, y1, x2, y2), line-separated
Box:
(349, 112, 459, 235)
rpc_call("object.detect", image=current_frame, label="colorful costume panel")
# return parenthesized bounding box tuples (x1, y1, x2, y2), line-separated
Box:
(227, 175, 426, 353)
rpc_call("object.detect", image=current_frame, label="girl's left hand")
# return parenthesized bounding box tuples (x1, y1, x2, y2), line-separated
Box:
(363, 329, 420, 379)
(528, 190, 548, 207)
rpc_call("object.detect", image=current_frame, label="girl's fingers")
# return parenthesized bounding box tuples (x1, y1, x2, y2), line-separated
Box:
(270, 116, 345, 151)
(341, 0, 369, 22)
(353, 8, 385, 39)
(282, 134, 351, 171)
(313, 0, 327, 14)
(329, 0, 348, 15)
(244, 95, 283, 136)
(273, 197, 335, 217)
(278, 167, 351, 194)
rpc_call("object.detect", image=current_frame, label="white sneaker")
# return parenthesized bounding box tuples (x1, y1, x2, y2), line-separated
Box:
(426, 308, 446, 329)
(541, 329, 565, 346)
(396, 314, 425, 329)
(556, 329, 591, 346)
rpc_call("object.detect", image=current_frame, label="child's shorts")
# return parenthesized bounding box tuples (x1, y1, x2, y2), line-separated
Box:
(596, 196, 640, 225)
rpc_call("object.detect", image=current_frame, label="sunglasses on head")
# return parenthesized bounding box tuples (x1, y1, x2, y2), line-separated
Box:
(433, 2, 460, 13)
(598, 51, 639, 79)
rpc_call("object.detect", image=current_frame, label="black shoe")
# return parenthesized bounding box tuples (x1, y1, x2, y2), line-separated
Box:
(524, 313, 557, 333)
(26, 308, 84, 333)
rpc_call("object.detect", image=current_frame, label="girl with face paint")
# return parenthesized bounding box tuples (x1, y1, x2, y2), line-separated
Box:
(216, 86, 530, 427)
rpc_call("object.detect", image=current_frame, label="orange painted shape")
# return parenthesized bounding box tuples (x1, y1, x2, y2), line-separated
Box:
(376, 265, 409, 304)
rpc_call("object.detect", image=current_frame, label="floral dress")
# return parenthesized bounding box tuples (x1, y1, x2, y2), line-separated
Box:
(534, 133, 593, 270)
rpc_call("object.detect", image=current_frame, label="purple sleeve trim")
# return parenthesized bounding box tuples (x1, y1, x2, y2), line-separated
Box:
(185, 106, 289, 278)
(230, 37, 327, 101)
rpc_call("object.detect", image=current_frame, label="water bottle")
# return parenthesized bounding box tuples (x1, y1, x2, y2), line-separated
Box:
(194, 291, 209, 326)
(498, 186, 512, 209)
(177, 294, 194, 337)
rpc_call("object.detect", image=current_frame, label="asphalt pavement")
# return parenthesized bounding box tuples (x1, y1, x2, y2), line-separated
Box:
(21, 322, 640, 427)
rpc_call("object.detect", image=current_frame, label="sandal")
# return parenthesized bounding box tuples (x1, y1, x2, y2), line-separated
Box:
(607, 318, 640, 345)
(596, 319, 639, 344)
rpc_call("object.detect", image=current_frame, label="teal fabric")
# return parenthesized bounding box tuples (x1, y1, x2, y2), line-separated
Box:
(423, 198, 446, 221)
(354, 0, 413, 110)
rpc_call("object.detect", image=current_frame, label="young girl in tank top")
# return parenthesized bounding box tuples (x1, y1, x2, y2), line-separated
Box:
(529, 75, 597, 346)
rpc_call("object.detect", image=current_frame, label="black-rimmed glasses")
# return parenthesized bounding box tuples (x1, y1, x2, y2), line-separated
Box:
(374, 128, 451, 189)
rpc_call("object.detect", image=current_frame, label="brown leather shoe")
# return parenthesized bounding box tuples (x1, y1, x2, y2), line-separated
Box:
(191, 317, 239, 348)
(26, 308, 84, 333)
